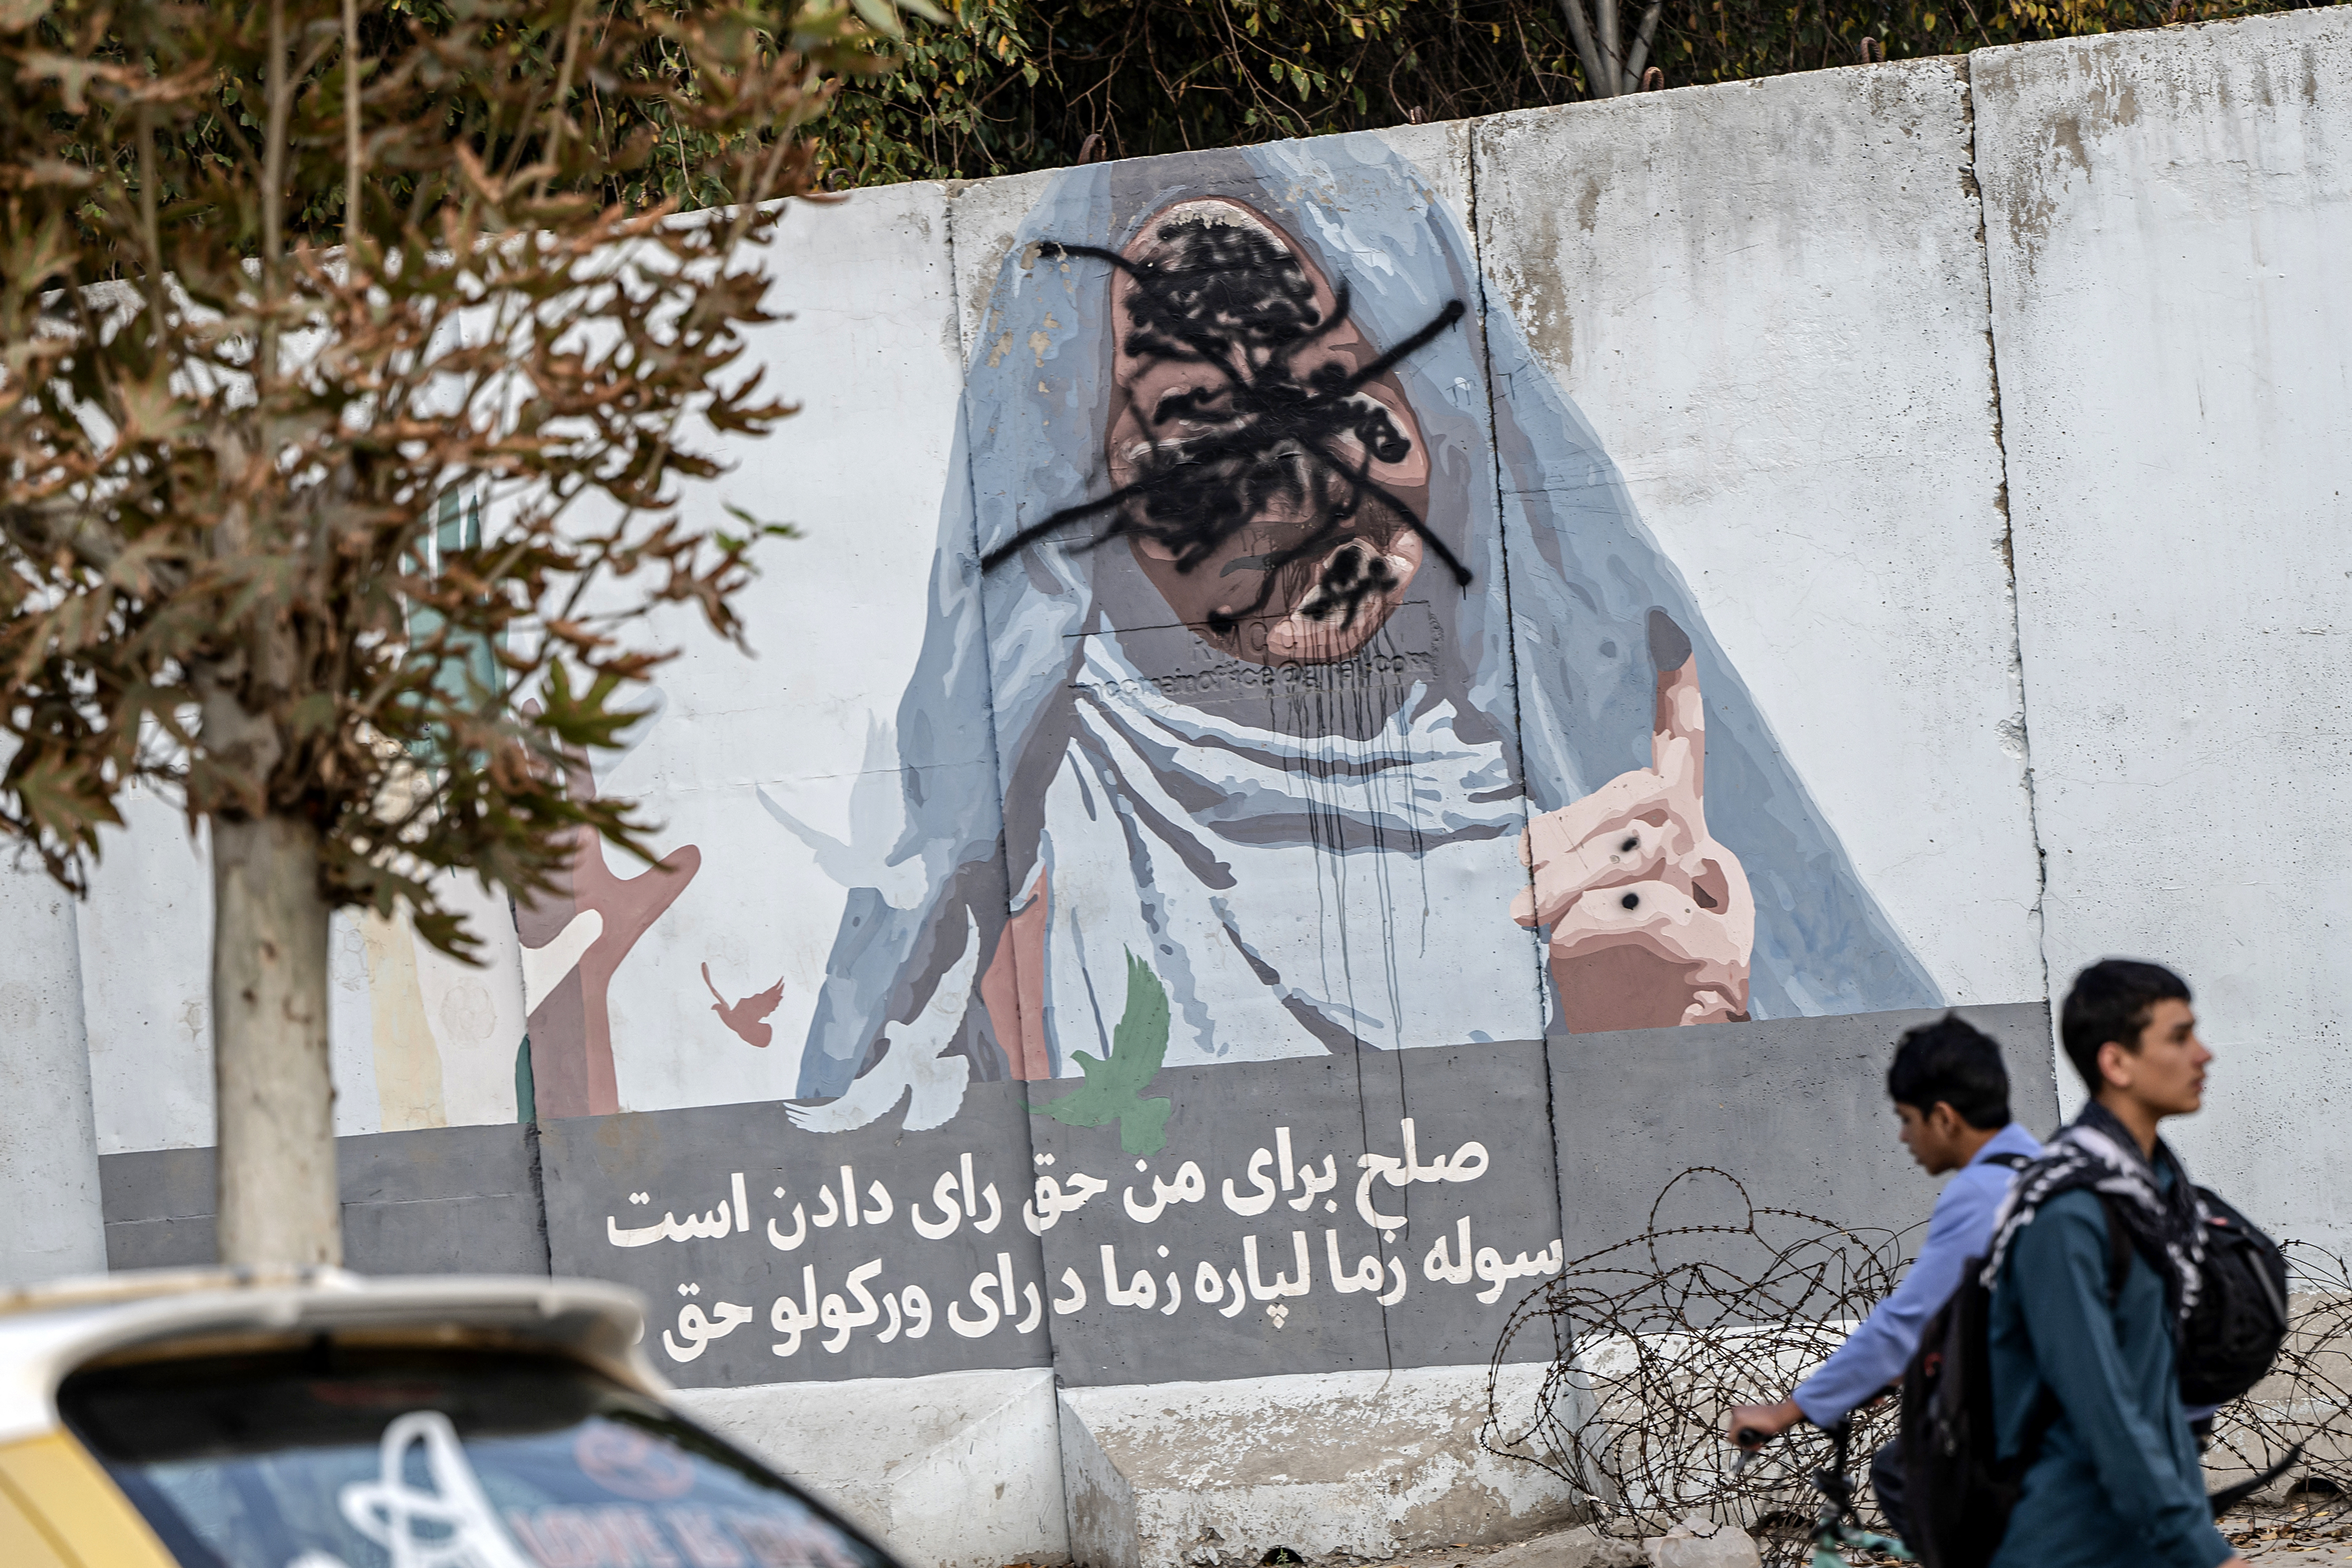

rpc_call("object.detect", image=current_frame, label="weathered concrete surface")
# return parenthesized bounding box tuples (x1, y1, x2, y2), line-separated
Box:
(1552, 1003, 2059, 1268)
(100, 1123, 546, 1274)
(1973, 9, 2352, 1251)
(0, 865, 103, 1286)
(1474, 60, 2047, 1016)
(1483, 1524, 1646, 1568)
(78, 791, 531, 1151)
(1641, 1517, 1760, 1568)
(77, 787, 216, 1154)
(1057, 1364, 1585, 1568)
(674, 1366, 1070, 1568)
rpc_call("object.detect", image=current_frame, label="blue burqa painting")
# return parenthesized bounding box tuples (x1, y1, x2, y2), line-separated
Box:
(768, 138, 1940, 1131)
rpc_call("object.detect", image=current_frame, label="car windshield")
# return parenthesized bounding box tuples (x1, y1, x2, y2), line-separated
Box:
(59, 1343, 894, 1568)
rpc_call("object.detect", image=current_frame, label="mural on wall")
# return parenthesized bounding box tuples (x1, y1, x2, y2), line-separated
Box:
(87, 130, 2045, 1387)
(782, 142, 1940, 1135)
(521, 712, 703, 1119)
(492, 139, 1969, 1389)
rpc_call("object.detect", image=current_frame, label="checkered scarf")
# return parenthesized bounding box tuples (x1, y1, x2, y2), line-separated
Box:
(1980, 1099, 2209, 1330)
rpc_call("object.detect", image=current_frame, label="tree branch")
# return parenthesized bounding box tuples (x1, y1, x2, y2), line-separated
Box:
(1624, 0, 1666, 91)
(1556, 0, 1612, 99)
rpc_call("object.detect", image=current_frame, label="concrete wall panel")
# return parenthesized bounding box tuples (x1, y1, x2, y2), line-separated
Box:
(538, 1089, 1052, 1385)
(541, 180, 974, 1122)
(1549, 1002, 2059, 1271)
(0, 866, 104, 1285)
(1474, 62, 2047, 1017)
(79, 788, 216, 1154)
(100, 1122, 544, 1273)
(1057, 1363, 1584, 1568)
(81, 792, 528, 1151)
(24, 18, 2352, 1563)
(676, 1366, 1070, 1568)
(1974, 11, 2352, 1248)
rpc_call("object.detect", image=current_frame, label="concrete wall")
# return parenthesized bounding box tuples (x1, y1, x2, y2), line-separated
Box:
(0, 864, 103, 1286)
(1475, 59, 2045, 1013)
(1, 11, 2346, 1566)
(1973, 8, 2352, 1250)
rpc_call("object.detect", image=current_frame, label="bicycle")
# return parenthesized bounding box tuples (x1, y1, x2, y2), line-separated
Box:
(1734, 1415, 1914, 1568)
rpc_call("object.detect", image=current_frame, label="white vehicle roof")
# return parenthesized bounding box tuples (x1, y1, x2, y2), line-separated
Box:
(0, 1267, 663, 1446)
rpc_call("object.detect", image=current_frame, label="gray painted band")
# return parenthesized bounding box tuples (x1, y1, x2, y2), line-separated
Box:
(1548, 1002, 2059, 1274)
(97, 1003, 2054, 1391)
(100, 1121, 546, 1276)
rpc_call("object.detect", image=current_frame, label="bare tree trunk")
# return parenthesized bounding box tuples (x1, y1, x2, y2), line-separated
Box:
(1623, 2, 1665, 90)
(211, 809, 340, 1266)
(1559, 0, 1611, 96)
(1558, 0, 1666, 96)
(1594, 0, 1622, 93)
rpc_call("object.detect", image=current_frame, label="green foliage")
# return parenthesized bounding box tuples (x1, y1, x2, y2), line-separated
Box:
(0, 0, 899, 957)
(35, 0, 915, 251)
(1031, 951, 1173, 1155)
(811, 0, 2331, 185)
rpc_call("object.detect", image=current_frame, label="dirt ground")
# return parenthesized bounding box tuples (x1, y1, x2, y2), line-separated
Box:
(2225, 1496, 2352, 1563)
(1310, 1491, 2352, 1566)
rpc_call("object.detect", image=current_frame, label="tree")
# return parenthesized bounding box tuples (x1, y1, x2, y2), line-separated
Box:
(1553, 0, 1664, 99)
(0, 0, 904, 1265)
(811, 0, 2323, 185)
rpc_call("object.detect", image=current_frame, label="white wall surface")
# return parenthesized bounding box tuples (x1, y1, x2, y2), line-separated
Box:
(1975, 10, 2352, 1248)
(594, 179, 972, 1114)
(0, 863, 104, 1284)
(1474, 61, 2048, 1014)
(80, 790, 528, 1153)
(675, 1366, 1070, 1568)
(79, 786, 216, 1154)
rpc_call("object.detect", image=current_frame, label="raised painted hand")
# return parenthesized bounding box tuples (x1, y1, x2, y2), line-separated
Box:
(1513, 613, 1755, 1033)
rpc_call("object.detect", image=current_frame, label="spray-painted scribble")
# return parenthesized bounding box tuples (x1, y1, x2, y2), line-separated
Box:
(982, 201, 1473, 656)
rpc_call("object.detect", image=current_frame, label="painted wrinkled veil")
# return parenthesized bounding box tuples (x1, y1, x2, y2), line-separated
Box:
(782, 139, 1940, 1112)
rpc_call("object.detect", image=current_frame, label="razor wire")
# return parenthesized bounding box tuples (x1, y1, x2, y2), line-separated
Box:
(1482, 1168, 2352, 1566)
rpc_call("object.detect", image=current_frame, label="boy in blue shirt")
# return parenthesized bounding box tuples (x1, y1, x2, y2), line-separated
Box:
(1726, 1014, 2042, 1540)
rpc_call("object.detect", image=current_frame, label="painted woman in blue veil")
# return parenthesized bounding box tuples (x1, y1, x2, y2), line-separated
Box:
(775, 139, 1941, 1131)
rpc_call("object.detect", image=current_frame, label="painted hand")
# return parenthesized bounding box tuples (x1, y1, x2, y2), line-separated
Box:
(1512, 616, 1754, 1033)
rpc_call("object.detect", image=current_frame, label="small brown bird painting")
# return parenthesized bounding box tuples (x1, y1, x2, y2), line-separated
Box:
(702, 963, 785, 1049)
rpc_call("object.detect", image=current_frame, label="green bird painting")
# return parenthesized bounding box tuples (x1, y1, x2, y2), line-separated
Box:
(1030, 952, 1173, 1155)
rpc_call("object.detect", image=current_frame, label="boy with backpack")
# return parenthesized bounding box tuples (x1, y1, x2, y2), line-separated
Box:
(1725, 1014, 2042, 1541)
(1970, 960, 2245, 1568)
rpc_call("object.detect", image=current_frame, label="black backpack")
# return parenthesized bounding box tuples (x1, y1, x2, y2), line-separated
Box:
(1899, 1154, 2108, 1568)
(1899, 1165, 2294, 1568)
(2177, 1184, 2291, 1408)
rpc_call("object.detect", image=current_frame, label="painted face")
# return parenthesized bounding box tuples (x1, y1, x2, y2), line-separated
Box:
(1105, 198, 1435, 666)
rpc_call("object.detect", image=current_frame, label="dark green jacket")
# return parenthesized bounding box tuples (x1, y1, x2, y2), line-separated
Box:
(1987, 1177, 2233, 1568)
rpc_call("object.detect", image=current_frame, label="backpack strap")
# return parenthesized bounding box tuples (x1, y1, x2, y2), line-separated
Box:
(1983, 1151, 2034, 1171)
(2093, 1194, 2135, 1308)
